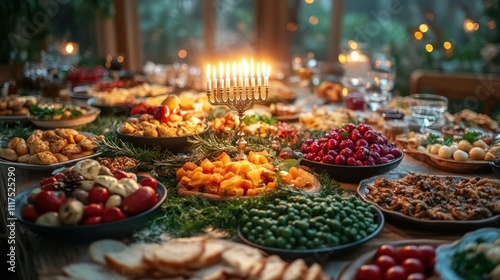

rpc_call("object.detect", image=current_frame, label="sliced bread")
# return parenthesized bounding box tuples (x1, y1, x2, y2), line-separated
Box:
(305, 263, 324, 280)
(188, 239, 227, 269)
(258, 255, 288, 280)
(88, 239, 127, 266)
(154, 240, 205, 268)
(104, 243, 153, 277)
(221, 245, 264, 277)
(283, 259, 308, 280)
(62, 262, 127, 280)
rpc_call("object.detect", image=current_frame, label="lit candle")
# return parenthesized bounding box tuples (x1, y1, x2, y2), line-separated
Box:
(212, 65, 217, 89)
(225, 62, 231, 89)
(262, 62, 269, 87)
(242, 58, 249, 87)
(250, 59, 255, 87)
(232, 61, 237, 88)
(238, 62, 243, 87)
(344, 50, 370, 79)
(256, 62, 262, 86)
(219, 62, 224, 89)
(206, 64, 211, 90)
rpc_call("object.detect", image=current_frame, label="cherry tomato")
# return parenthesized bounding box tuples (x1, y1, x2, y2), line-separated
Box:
(88, 186, 110, 204)
(83, 203, 104, 217)
(139, 177, 158, 190)
(407, 272, 426, 280)
(385, 265, 406, 280)
(21, 204, 40, 222)
(355, 264, 382, 280)
(153, 105, 170, 123)
(82, 216, 103, 225)
(397, 245, 423, 263)
(418, 245, 436, 267)
(401, 258, 424, 275)
(102, 207, 127, 223)
(375, 244, 397, 259)
(374, 255, 397, 274)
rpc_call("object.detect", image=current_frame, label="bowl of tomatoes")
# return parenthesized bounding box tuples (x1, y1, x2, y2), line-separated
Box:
(339, 240, 442, 280)
(15, 159, 167, 240)
(299, 124, 404, 183)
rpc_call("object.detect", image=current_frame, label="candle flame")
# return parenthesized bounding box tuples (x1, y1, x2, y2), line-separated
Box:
(261, 62, 266, 77)
(212, 65, 216, 80)
(256, 62, 260, 77)
(206, 64, 210, 79)
(250, 58, 254, 78)
(242, 58, 249, 77)
(226, 62, 230, 78)
(232, 61, 237, 78)
(350, 51, 360, 61)
(238, 62, 243, 77)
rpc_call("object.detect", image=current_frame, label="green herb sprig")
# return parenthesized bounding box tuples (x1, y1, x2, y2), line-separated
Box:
(461, 131, 480, 144)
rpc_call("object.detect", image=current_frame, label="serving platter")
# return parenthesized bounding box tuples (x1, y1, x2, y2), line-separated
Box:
(404, 147, 491, 173)
(237, 206, 384, 259)
(357, 173, 500, 231)
(29, 106, 100, 129)
(338, 239, 445, 280)
(435, 228, 500, 280)
(0, 115, 30, 124)
(14, 176, 167, 240)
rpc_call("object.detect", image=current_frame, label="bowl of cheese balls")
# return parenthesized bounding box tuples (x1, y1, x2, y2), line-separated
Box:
(116, 104, 207, 153)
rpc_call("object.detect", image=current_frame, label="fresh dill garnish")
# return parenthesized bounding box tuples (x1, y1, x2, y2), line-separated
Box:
(423, 133, 440, 146)
(442, 136, 455, 146)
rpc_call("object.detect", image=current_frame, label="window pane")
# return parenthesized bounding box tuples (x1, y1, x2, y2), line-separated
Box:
(289, 0, 332, 61)
(214, 0, 254, 55)
(139, 0, 204, 64)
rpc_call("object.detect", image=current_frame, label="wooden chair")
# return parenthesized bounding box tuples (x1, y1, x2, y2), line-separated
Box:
(409, 69, 500, 116)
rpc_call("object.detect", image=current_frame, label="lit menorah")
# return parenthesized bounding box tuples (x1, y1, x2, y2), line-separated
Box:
(206, 58, 270, 160)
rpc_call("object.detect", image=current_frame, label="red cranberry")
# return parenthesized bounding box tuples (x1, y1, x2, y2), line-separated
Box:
(346, 157, 357, 166)
(335, 155, 346, 165)
(322, 155, 335, 164)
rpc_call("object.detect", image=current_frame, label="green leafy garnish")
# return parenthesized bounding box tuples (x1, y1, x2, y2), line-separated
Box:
(462, 131, 480, 144)
(443, 136, 454, 146)
(243, 114, 277, 125)
(451, 248, 496, 280)
(340, 131, 349, 138)
(423, 133, 440, 146)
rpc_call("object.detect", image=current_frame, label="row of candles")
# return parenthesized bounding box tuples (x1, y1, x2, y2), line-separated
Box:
(206, 58, 270, 90)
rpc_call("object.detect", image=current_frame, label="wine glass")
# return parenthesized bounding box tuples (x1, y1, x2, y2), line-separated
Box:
(408, 94, 448, 133)
(363, 53, 396, 112)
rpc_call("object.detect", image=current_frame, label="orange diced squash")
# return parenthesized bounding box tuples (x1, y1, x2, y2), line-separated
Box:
(217, 152, 231, 164)
(176, 168, 189, 181)
(225, 162, 241, 175)
(289, 166, 300, 178)
(240, 179, 253, 192)
(239, 161, 255, 175)
(188, 171, 210, 188)
(182, 162, 198, 171)
(213, 160, 224, 168)
(180, 176, 191, 186)
(209, 173, 224, 185)
(213, 167, 226, 176)
(223, 171, 237, 180)
(262, 163, 275, 171)
(200, 158, 215, 173)
(266, 181, 278, 190)
(246, 169, 261, 187)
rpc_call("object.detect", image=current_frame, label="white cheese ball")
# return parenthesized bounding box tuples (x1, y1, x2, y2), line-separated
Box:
(430, 144, 442, 154)
(417, 146, 427, 152)
(438, 146, 452, 159)
(458, 140, 473, 152)
(453, 150, 469, 161)
(486, 247, 500, 263)
(469, 147, 486, 160)
(450, 145, 459, 155)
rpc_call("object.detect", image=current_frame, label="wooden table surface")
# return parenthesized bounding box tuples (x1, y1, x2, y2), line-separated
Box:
(1, 152, 498, 280)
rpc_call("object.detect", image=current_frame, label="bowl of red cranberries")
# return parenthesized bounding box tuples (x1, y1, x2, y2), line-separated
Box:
(299, 123, 404, 183)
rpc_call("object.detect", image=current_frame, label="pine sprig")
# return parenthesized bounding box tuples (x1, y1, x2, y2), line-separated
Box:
(0, 123, 34, 147)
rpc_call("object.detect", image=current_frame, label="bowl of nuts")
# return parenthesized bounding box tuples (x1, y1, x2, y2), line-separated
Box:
(97, 156, 140, 172)
(116, 112, 208, 153)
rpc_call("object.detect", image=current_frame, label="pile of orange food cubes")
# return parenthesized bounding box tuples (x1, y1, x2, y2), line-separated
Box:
(176, 151, 317, 197)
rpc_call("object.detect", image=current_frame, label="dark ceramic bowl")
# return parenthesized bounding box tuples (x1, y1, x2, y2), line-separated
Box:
(491, 162, 500, 179)
(238, 206, 384, 259)
(15, 176, 167, 241)
(300, 152, 403, 183)
(116, 125, 208, 153)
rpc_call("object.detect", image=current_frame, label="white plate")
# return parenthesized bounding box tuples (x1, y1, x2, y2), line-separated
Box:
(29, 107, 100, 128)
(0, 152, 100, 171)
(435, 228, 500, 280)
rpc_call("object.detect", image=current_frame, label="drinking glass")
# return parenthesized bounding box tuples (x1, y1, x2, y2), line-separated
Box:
(408, 94, 448, 133)
(363, 52, 396, 112)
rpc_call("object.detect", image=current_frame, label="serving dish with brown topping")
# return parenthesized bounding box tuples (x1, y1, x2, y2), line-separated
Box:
(358, 172, 500, 231)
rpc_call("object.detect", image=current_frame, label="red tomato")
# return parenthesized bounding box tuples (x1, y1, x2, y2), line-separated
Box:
(375, 244, 397, 259)
(21, 204, 40, 222)
(102, 207, 127, 223)
(374, 255, 397, 274)
(111, 169, 131, 180)
(397, 245, 423, 263)
(418, 245, 436, 267)
(153, 105, 170, 123)
(401, 258, 424, 276)
(139, 177, 158, 190)
(355, 264, 382, 280)
(122, 186, 158, 215)
(385, 265, 406, 280)
(40, 176, 57, 187)
(34, 190, 66, 213)
(407, 273, 426, 280)
(83, 203, 104, 217)
(82, 216, 103, 225)
(88, 186, 110, 204)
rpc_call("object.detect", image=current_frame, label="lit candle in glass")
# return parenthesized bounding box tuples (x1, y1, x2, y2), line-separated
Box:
(206, 64, 211, 90)
(219, 62, 224, 89)
(256, 62, 262, 86)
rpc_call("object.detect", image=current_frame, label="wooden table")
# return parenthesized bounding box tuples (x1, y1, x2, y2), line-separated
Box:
(1, 154, 497, 280)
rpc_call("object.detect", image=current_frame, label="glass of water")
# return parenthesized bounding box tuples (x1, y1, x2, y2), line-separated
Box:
(363, 52, 395, 112)
(408, 94, 448, 133)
